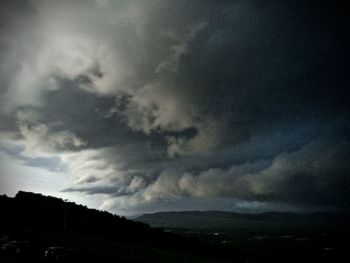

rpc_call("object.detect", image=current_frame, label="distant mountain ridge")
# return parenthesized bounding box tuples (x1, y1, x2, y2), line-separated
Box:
(136, 210, 350, 229)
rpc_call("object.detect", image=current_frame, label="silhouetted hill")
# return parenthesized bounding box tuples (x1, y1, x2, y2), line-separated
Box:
(0, 192, 239, 262)
(1, 191, 151, 240)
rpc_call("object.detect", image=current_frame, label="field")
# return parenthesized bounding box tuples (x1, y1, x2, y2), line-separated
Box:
(136, 211, 350, 262)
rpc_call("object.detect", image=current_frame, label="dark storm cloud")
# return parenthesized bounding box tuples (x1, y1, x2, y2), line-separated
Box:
(0, 0, 349, 212)
(175, 133, 350, 208)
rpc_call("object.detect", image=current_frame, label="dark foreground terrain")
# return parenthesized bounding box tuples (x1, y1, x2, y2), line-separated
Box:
(136, 211, 350, 262)
(1, 191, 349, 262)
(0, 192, 241, 263)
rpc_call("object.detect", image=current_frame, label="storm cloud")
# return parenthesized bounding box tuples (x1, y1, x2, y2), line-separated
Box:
(0, 0, 349, 214)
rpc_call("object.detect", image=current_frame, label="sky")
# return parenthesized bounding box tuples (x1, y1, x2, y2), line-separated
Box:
(0, 0, 349, 216)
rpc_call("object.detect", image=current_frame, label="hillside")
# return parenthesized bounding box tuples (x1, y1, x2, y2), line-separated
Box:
(0, 192, 238, 263)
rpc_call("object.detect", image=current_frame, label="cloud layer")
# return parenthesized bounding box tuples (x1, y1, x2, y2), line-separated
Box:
(0, 0, 349, 214)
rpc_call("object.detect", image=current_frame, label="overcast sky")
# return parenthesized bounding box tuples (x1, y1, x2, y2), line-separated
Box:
(0, 0, 349, 216)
